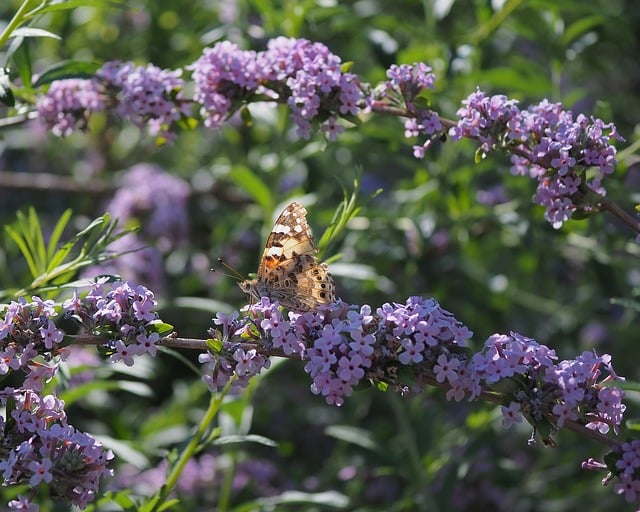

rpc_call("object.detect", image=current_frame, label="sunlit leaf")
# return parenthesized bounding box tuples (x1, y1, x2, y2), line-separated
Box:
(34, 60, 102, 87)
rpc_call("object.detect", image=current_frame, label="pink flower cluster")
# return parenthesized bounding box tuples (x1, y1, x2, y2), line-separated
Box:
(188, 37, 362, 139)
(203, 297, 625, 445)
(450, 89, 622, 228)
(201, 296, 472, 406)
(0, 296, 65, 390)
(583, 440, 640, 504)
(368, 62, 442, 157)
(97, 61, 189, 141)
(36, 78, 106, 136)
(200, 308, 272, 391)
(64, 280, 162, 365)
(471, 333, 624, 436)
(89, 163, 191, 293)
(0, 389, 113, 509)
(0, 280, 167, 509)
(37, 61, 188, 140)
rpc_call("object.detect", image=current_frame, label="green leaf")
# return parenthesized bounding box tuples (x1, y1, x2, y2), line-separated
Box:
(562, 16, 605, 46)
(340, 61, 354, 73)
(10, 27, 61, 40)
(174, 296, 235, 314)
(612, 379, 640, 393)
(137, 496, 161, 512)
(376, 381, 388, 392)
(325, 425, 378, 451)
(100, 490, 136, 509)
(34, 60, 102, 87)
(206, 337, 224, 353)
(31, 0, 125, 17)
(316, 176, 371, 256)
(2, 210, 135, 300)
(146, 321, 175, 337)
(157, 499, 182, 512)
(45, 209, 73, 271)
(5, 223, 38, 278)
(240, 105, 253, 126)
(213, 434, 278, 447)
(96, 435, 150, 467)
(59, 378, 154, 405)
(228, 166, 273, 213)
(156, 346, 202, 376)
(247, 491, 349, 509)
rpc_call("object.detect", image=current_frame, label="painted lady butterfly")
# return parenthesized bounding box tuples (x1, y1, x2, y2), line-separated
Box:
(239, 201, 336, 311)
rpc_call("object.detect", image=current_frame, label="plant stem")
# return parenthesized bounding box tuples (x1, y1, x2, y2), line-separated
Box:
(148, 378, 233, 512)
(0, 0, 35, 50)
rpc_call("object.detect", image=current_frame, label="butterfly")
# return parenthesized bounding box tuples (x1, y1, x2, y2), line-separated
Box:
(239, 201, 336, 311)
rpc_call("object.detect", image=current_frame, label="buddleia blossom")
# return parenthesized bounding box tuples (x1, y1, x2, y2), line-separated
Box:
(187, 41, 258, 129)
(200, 307, 272, 391)
(86, 163, 191, 293)
(205, 298, 625, 440)
(189, 37, 362, 139)
(581, 440, 640, 504)
(108, 163, 191, 245)
(36, 78, 106, 136)
(368, 62, 442, 158)
(37, 61, 188, 140)
(97, 61, 189, 141)
(63, 280, 162, 366)
(467, 333, 624, 441)
(0, 296, 65, 390)
(201, 296, 472, 406)
(0, 389, 113, 509)
(450, 89, 622, 228)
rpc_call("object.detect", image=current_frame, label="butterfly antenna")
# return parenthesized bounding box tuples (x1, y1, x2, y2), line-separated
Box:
(215, 257, 247, 281)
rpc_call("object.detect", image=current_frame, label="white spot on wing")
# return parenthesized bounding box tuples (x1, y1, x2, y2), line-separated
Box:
(273, 224, 291, 234)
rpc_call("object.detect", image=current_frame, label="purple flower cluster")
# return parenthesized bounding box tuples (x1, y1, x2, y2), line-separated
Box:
(368, 63, 442, 158)
(0, 296, 65, 389)
(450, 89, 622, 228)
(385, 62, 437, 104)
(469, 333, 624, 436)
(612, 441, 640, 503)
(108, 163, 191, 246)
(583, 440, 640, 504)
(203, 297, 626, 445)
(200, 307, 272, 391)
(189, 37, 362, 139)
(303, 303, 377, 406)
(37, 61, 188, 141)
(36, 78, 106, 136)
(64, 280, 162, 366)
(0, 280, 167, 508)
(0, 388, 113, 509)
(97, 61, 189, 141)
(202, 296, 472, 406)
(188, 41, 258, 129)
(89, 163, 191, 293)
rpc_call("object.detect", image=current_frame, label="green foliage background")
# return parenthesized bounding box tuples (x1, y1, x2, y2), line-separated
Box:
(1, 0, 639, 510)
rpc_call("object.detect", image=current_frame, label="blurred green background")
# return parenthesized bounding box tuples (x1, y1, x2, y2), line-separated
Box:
(1, 0, 639, 510)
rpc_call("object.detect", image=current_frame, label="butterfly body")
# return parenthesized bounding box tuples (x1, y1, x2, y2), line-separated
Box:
(239, 202, 336, 311)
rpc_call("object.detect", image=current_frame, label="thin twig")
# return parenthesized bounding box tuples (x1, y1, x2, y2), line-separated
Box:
(0, 171, 115, 195)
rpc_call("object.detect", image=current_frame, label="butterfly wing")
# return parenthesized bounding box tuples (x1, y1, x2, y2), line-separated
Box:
(257, 202, 317, 278)
(252, 202, 336, 311)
